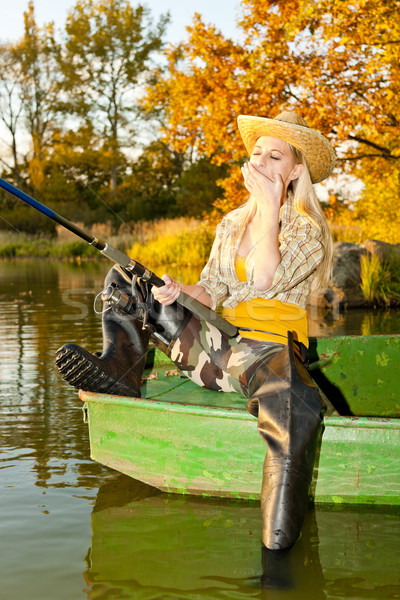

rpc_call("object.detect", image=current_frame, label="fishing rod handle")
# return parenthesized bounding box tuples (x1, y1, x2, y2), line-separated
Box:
(100, 244, 165, 287)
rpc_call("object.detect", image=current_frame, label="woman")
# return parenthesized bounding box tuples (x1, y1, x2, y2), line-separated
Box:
(57, 110, 335, 551)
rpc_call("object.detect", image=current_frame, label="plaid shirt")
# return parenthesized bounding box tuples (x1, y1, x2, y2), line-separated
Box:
(198, 193, 324, 310)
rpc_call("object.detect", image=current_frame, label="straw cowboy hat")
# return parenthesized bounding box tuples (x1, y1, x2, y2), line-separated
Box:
(237, 111, 335, 184)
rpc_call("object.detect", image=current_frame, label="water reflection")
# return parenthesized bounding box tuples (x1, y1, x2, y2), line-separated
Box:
(1, 259, 400, 600)
(0, 259, 110, 493)
(307, 305, 400, 337)
(85, 475, 400, 600)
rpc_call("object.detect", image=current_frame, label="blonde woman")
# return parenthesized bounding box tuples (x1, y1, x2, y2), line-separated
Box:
(57, 111, 336, 551)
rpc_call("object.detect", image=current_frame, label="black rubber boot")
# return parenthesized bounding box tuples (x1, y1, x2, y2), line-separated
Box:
(247, 332, 326, 551)
(56, 265, 192, 397)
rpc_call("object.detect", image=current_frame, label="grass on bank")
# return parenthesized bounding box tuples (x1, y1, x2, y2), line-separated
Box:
(129, 218, 214, 267)
(0, 218, 215, 264)
(0, 222, 138, 260)
(2, 217, 400, 308)
(360, 254, 400, 307)
(0, 237, 98, 259)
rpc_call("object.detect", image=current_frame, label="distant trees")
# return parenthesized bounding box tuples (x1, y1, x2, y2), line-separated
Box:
(0, 0, 223, 233)
(60, 0, 169, 193)
(0, 44, 24, 185)
(1, 0, 399, 242)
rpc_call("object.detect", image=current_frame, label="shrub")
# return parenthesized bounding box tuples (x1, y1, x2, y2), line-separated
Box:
(0, 243, 18, 257)
(129, 223, 214, 267)
(360, 254, 400, 306)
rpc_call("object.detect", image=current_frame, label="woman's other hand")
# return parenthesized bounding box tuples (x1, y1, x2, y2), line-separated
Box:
(152, 274, 181, 305)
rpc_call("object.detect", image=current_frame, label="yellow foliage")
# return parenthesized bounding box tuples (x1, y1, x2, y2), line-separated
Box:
(131, 217, 203, 244)
(143, 0, 399, 240)
(128, 219, 215, 268)
(353, 161, 400, 245)
(326, 220, 364, 245)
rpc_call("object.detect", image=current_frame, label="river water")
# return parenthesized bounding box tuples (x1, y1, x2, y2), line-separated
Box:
(0, 259, 399, 600)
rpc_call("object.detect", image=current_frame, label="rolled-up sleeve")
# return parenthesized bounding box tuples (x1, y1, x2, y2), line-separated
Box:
(197, 221, 230, 310)
(266, 220, 324, 296)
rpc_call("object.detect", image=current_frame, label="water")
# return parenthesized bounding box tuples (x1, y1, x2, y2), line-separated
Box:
(0, 259, 399, 600)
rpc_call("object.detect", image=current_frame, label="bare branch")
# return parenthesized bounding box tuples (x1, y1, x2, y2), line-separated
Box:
(348, 134, 398, 157)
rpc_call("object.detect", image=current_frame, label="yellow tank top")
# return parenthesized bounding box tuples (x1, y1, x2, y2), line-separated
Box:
(220, 255, 309, 347)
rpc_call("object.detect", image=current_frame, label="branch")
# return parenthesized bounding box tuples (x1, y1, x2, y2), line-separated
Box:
(368, 40, 400, 46)
(337, 154, 400, 162)
(285, 86, 302, 102)
(348, 134, 398, 157)
(0, 156, 12, 169)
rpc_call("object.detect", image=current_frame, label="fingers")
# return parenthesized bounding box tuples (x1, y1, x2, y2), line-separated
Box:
(151, 274, 181, 305)
(241, 163, 284, 200)
(241, 163, 271, 192)
(243, 162, 274, 183)
(241, 162, 261, 194)
(241, 164, 253, 193)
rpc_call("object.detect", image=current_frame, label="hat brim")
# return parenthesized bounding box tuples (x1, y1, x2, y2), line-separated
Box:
(237, 115, 335, 184)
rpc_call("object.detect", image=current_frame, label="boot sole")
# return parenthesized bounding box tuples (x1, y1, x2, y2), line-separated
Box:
(56, 344, 140, 397)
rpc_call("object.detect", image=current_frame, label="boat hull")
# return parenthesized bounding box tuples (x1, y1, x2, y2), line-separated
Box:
(81, 391, 399, 504)
(80, 334, 400, 505)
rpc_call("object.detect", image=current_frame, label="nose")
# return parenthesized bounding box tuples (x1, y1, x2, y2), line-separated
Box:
(252, 153, 266, 168)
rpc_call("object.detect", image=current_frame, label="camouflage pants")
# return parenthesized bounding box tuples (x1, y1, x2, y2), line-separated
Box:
(169, 314, 286, 400)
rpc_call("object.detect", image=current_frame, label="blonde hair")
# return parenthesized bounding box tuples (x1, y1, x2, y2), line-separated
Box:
(289, 145, 333, 290)
(227, 143, 333, 290)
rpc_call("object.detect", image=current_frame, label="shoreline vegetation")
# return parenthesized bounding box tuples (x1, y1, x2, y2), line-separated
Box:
(0, 218, 211, 263)
(1, 217, 400, 308)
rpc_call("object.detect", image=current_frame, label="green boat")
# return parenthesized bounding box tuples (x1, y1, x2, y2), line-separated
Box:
(80, 334, 400, 505)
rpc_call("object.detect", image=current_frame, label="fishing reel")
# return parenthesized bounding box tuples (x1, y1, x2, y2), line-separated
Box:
(94, 277, 155, 332)
(99, 282, 134, 313)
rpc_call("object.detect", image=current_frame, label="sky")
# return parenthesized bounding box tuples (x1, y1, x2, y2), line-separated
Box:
(1, 0, 241, 44)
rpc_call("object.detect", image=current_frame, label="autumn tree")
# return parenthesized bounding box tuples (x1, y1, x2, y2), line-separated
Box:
(0, 2, 61, 191)
(14, 1, 62, 189)
(144, 0, 400, 240)
(59, 0, 169, 194)
(303, 0, 400, 243)
(0, 45, 24, 185)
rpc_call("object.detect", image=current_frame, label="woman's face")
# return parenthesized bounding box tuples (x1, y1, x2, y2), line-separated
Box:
(249, 136, 303, 187)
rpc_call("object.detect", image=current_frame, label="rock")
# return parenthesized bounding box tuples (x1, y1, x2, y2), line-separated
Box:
(309, 239, 400, 310)
(363, 239, 400, 263)
(310, 242, 367, 308)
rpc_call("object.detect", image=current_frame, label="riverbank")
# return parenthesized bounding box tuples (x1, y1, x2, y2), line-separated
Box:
(0, 218, 206, 262)
(2, 225, 400, 308)
(0, 222, 137, 260)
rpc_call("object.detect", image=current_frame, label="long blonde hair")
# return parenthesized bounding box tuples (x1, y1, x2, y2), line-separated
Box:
(227, 143, 333, 290)
(290, 145, 333, 290)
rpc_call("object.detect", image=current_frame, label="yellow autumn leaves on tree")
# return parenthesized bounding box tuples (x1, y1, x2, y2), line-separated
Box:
(144, 0, 400, 242)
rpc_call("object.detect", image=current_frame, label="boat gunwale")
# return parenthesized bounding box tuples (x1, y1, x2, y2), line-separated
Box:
(79, 390, 399, 429)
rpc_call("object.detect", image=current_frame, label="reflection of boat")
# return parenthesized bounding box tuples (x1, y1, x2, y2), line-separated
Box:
(80, 335, 400, 504)
(84, 475, 400, 600)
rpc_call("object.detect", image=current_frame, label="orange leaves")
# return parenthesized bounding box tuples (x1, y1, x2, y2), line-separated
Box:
(143, 0, 399, 229)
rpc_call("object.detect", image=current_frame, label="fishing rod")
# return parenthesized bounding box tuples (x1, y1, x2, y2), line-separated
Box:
(0, 177, 238, 336)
